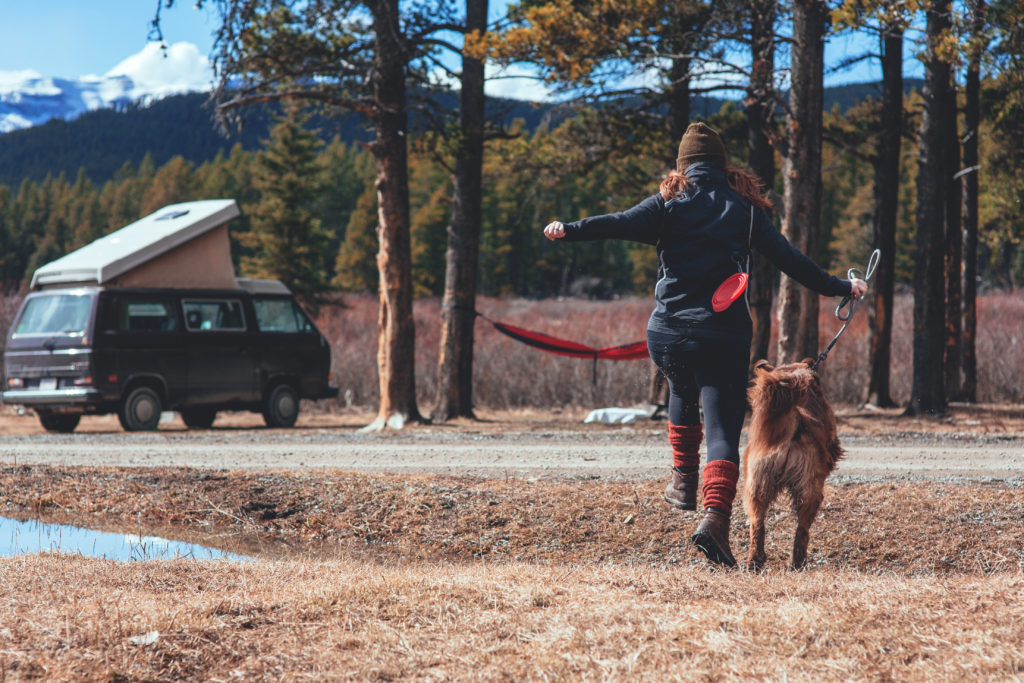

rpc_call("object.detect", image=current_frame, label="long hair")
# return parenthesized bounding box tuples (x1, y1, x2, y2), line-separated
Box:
(660, 166, 773, 213)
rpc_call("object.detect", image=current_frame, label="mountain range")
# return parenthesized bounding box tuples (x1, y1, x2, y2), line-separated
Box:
(0, 70, 921, 189)
(0, 70, 178, 134)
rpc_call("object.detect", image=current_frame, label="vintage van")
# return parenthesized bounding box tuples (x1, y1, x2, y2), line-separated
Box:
(1, 200, 337, 432)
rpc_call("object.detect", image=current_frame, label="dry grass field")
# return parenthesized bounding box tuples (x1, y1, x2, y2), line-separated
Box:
(3, 556, 1022, 680)
(2, 457, 1023, 680)
(1, 293, 1022, 679)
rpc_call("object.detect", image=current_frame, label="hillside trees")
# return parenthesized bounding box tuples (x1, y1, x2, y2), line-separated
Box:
(239, 105, 332, 308)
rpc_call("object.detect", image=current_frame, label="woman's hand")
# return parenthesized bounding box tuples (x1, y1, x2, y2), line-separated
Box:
(849, 278, 868, 299)
(543, 221, 566, 240)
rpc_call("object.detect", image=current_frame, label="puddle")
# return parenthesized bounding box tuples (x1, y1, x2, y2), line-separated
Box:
(1, 516, 252, 562)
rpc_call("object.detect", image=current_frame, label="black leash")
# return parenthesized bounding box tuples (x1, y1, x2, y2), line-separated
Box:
(810, 249, 881, 372)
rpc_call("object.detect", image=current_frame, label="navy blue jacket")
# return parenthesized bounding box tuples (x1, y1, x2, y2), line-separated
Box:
(562, 163, 852, 342)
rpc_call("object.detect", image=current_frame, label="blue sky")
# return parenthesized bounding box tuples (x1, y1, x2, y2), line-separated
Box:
(0, 1, 914, 100)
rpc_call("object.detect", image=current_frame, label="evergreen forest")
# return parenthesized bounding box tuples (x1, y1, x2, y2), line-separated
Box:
(0, 85, 1020, 298)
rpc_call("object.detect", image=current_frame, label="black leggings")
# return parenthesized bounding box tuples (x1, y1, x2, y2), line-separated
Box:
(646, 329, 749, 466)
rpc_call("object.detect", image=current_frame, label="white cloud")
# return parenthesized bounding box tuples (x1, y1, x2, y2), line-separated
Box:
(103, 42, 214, 98)
(484, 63, 555, 102)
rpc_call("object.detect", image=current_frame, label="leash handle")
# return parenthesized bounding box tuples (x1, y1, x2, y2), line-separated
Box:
(811, 249, 881, 371)
(835, 248, 881, 322)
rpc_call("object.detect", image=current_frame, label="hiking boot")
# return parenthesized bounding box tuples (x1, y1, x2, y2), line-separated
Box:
(691, 507, 737, 567)
(663, 466, 698, 510)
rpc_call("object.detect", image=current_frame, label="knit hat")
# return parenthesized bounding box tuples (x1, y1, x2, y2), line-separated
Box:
(676, 122, 727, 171)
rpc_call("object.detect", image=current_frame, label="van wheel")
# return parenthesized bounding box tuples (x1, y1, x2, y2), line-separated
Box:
(37, 411, 81, 433)
(263, 384, 299, 428)
(119, 386, 162, 431)
(181, 408, 217, 429)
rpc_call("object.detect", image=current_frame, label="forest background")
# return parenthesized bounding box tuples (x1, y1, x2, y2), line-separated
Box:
(1, 0, 1022, 418)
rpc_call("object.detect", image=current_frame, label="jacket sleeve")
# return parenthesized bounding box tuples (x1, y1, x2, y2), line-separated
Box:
(751, 212, 852, 297)
(561, 194, 664, 245)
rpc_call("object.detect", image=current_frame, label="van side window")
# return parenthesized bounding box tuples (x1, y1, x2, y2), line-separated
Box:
(253, 297, 314, 333)
(119, 297, 178, 332)
(183, 299, 246, 331)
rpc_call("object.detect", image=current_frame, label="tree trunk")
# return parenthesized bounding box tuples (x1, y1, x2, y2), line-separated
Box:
(961, 0, 985, 404)
(433, 0, 488, 422)
(368, 0, 421, 429)
(866, 25, 902, 408)
(777, 0, 826, 365)
(747, 0, 777, 365)
(908, 0, 952, 416)
(667, 55, 692, 162)
(944, 75, 963, 401)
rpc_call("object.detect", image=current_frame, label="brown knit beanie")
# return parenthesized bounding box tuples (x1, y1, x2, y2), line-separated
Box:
(676, 122, 727, 171)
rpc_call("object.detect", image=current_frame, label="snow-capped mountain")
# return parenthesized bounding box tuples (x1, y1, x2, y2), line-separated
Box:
(0, 71, 137, 133)
(0, 43, 214, 134)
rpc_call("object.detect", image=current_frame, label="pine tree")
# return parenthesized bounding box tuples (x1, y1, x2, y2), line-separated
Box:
(334, 181, 380, 292)
(239, 104, 332, 309)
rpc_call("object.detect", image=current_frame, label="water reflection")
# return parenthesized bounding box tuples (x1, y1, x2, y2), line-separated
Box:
(1, 516, 252, 562)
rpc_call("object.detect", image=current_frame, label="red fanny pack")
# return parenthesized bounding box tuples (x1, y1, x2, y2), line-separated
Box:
(712, 272, 748, 312)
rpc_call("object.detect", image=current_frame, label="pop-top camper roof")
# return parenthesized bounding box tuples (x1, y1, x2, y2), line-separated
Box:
(30, 199, 241, 290)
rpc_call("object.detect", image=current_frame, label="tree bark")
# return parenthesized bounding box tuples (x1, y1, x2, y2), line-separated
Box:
(746, 0, 777, 366)
(961, 0, 986, 403)
(908, 0, 952, 416)
(944, 74, 963, 401)
(368, 0, 421, 429)
(866, 25, 903, 408)
(433, 0, 488, 422)
(777, 0, 826, 364)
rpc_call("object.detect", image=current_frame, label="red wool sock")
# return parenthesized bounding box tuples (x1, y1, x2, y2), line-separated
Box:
(701, 459, 739, 515)
(668, 423, 702, 469)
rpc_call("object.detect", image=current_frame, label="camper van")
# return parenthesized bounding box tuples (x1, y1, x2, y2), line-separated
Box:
(2, 200, 337, 432)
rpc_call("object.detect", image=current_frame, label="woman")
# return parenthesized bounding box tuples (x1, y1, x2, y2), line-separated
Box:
(544, 122, 867, 567)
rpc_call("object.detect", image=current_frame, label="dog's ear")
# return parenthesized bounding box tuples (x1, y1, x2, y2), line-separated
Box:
(753, 359, 774, 374)
(800, 357, 815, 368)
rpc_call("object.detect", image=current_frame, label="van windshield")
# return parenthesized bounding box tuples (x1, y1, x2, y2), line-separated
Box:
(15, 293, 93, 337)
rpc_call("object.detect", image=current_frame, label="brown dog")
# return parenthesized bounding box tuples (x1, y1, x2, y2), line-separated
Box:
(743, 359, 843, 571)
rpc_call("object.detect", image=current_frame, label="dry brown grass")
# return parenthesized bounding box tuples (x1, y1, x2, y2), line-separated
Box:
(2, 465, 1023, 679)
(2, 555, 1022, 680)
(3, 467, 1023, 573)
(317, 291, 1024, 410)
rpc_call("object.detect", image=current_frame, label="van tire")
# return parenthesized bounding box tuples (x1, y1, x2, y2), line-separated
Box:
(37, 411, 81, 433)
(119, 386, 162, 431)
(181, 408, 217, 429)
(263, 384, 299, 428)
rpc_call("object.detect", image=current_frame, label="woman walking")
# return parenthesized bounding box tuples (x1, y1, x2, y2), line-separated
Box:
(543, 122, 866, 567)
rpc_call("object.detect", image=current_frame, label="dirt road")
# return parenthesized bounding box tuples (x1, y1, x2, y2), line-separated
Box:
(1, 408, 1021, 483)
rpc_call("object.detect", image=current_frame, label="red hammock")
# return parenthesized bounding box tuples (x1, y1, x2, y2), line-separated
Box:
(490, 320, 648, 360)
(478, 315, 648, 361)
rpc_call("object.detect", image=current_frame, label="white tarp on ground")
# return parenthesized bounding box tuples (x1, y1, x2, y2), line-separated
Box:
(583, 407, 651, 424)
(31, 199, 240, 290)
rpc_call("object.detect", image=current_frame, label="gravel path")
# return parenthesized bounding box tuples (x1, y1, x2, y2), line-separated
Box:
(2, 413, 1021, 483)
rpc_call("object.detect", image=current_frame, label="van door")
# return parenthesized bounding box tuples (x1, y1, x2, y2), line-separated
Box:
(251, 295, 330, 397)
(181, 297, 258, 405)
(109, 293, 187, 407)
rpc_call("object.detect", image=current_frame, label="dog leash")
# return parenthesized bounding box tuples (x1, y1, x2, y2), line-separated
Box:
(810, 249, 881, 372)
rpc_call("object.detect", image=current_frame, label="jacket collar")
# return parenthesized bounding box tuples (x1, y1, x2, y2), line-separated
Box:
(683, 162, 726, 184)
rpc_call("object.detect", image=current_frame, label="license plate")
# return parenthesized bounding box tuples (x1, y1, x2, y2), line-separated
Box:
(39, 378, 57, 390)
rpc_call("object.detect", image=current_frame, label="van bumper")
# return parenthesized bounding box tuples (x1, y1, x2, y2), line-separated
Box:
(1, 387, 105, 406)
(321, 385, 340, 399)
